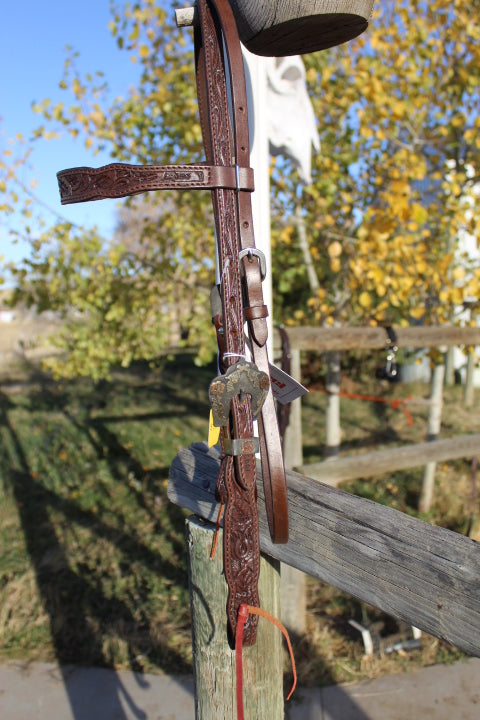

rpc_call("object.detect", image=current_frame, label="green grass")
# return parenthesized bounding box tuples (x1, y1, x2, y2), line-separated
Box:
(0, 355, 211, 673)
(293, 372, 476, 685)
(0, 354, 476, 684)
(301, 375, 480, 530)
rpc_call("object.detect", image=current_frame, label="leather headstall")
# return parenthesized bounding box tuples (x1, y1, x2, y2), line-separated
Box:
(56, 0, 289, 648)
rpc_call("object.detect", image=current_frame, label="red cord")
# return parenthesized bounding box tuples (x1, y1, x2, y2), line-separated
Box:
(323, 387, 414, 426)
(235, 603, 297, 720)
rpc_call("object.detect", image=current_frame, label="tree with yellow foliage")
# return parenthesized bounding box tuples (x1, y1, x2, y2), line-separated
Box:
(1, 0, 480, 379)
(273, 0, 480, 331)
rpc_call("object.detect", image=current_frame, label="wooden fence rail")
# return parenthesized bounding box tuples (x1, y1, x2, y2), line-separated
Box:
(271, 324, 480, 636)
(274, 325, 480, 352)
(273, 324, 478, 499)
(168, 442, 480, 658)
(297, 433, 480, 485)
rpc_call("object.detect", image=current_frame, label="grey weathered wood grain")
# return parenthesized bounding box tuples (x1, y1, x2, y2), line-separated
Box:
(168, 443, 480, 657)
(297, 433, 480, 484)
(228, 0, 374, 55)
(273, 325, 480, 352)
(187, 518, 283, 719)
(229, 0, 374, 32)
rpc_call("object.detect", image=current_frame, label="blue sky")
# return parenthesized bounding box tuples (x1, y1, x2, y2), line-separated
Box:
(0, 0, 144, 265)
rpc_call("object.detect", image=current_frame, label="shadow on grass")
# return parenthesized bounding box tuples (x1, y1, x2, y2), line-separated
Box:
(0, 359, 200, 719)
(1, 358, 377, 719)
(301, 386, 409, 464)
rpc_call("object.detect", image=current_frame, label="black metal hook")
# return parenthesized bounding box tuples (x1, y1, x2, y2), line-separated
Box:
(376, 326, 399, 382)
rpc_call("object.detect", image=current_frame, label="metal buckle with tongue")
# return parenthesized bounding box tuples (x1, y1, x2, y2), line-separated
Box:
(239, 247, 266, 281)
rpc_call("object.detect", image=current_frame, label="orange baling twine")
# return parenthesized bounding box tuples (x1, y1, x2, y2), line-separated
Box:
(235, 603, 297, 720)
(323, 388, 414, 426)
(210, 502, 225, 559)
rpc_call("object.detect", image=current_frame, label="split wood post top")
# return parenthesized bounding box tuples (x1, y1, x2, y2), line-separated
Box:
(228, 0, 375, 56)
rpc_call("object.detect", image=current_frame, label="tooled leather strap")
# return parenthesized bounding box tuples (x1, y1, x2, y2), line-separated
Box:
(195, 0, 260, 646)
(197, 0, 289, 646)
(55, 0, 289, 647)
(57, 163, 254, 204)
(212, 0, 289, 544)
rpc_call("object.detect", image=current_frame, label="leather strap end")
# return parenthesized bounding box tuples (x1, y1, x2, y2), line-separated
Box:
(248, 318, 268, 348)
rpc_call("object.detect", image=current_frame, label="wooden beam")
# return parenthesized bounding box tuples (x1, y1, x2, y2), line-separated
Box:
(168, 443, 480, 657)
(297, 433, 480, 485)
(273, 325, 480, 352)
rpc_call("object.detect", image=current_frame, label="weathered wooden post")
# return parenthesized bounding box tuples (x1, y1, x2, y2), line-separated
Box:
(325, 348, 342, 459)
(227, 0, 375, 56)
(419, 360, 445, 513)
(465, 347, 476, 408)
(281, 346, 307, 636)
(187, 517, 283, 719)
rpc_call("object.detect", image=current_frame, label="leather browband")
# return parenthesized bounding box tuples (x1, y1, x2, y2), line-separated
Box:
(57, 163, 255, 204)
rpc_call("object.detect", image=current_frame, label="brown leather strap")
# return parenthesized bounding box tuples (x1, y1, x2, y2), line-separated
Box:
(212, 0, 289, 544)
(195, 0, 260, 645)
(57, 162, 254, 204)
(55, 0, 289, 647)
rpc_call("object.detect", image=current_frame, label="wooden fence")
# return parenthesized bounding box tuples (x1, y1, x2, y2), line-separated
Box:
(168, 442, 480, 718)
(273, 324, 480, 494)
(167, 326, 480, 717)
(273, 324, 480, 634)
(273, 324, 480, 352)
(296, 433, 480, 483)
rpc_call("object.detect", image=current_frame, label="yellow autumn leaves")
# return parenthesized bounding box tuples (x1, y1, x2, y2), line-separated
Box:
(327, 240, 342, 273)
(284, 0, 480, 331)
(2, 0, 480, 380)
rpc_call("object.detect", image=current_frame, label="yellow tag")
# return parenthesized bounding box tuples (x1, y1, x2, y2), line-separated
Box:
(208, 410, 221, 447)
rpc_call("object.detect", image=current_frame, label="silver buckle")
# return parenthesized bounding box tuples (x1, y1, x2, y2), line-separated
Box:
(239, 247, 266, 281)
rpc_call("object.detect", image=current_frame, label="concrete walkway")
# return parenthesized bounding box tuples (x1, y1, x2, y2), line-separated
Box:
(0, 657, 478, 719)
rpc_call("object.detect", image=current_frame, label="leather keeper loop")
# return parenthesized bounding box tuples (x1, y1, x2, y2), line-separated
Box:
(244, 304, 268, 321)
(223, 437, 260, 456)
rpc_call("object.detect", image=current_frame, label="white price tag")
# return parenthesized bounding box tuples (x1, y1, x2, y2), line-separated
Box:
(269, 364, 308, 405)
